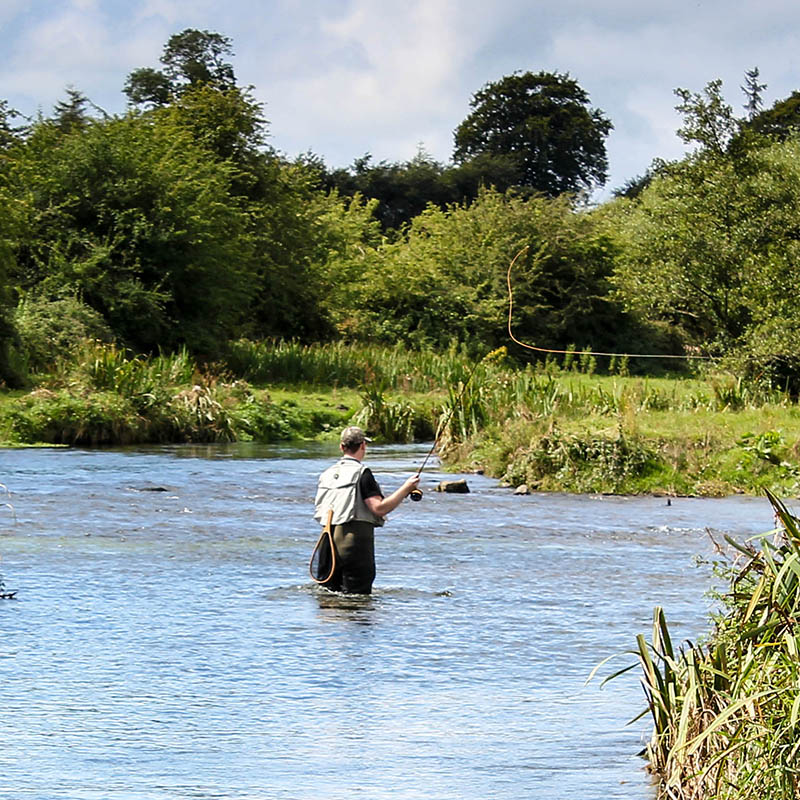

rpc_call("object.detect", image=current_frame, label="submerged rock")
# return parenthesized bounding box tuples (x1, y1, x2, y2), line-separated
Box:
(513, 484, 530, 495)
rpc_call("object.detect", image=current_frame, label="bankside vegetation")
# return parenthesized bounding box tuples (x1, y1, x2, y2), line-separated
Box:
(5, 339, 800, 500)
(595, 491, 800, 799)
(5, 34, 800, 502)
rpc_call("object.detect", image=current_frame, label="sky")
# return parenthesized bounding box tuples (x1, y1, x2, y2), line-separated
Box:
(2, 0, 800, 199)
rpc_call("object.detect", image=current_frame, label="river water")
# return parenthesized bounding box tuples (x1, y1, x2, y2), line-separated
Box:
(0, 443, 778, 799)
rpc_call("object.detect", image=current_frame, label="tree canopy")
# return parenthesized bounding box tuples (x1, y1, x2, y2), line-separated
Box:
(11, 31, 800, 392)
(124, 29, 237, 107)
(453, 71, 613, 196)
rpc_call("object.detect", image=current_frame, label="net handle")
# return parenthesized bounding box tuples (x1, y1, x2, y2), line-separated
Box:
(309, 508, 337, 584)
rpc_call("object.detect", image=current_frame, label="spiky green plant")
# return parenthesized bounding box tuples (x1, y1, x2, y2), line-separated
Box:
(600, 491, 800, 799)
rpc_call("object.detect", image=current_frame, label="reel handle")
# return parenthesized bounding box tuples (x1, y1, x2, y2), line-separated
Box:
(409, 488, 423, 502)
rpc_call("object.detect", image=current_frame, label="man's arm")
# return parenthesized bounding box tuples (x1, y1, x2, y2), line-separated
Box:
(365, 474, 420, 517)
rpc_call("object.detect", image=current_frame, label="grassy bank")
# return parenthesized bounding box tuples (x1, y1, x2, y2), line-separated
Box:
(0, 340, 441, 447)
(598, 491, 800, 799)
(3, 340, 800, 497)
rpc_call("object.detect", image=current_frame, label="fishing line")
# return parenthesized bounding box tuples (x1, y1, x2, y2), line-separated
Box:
(506, 245, 715, 361)
(411, 243, 712, 503)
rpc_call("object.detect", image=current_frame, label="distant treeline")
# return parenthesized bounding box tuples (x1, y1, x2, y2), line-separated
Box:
(2, 32, 800, 390)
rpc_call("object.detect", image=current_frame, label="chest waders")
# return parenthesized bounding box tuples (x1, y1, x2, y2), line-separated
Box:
(311, 457, 383, 593)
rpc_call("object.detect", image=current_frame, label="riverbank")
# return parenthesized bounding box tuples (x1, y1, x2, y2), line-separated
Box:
(607, 490, 800, 799)
(455, 402, 800, 497)
(3, 341, 800, 498)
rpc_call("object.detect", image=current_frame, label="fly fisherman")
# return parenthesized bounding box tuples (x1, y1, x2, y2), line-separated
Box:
(313, 426, 420, 594)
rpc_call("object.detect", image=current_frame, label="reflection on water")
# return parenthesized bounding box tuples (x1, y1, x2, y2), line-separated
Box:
(0, 443, 779, 800)
(315, 587, 377, 624)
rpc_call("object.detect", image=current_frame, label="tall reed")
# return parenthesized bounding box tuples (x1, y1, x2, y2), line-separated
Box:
(604, 491, 800, 799)
(225, 338, 474, 391)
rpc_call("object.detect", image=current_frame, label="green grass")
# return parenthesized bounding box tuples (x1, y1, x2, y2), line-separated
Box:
(4, 339, 800, 497)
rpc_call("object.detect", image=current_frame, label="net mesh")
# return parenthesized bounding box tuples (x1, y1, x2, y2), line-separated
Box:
(309, 510, 336, 584)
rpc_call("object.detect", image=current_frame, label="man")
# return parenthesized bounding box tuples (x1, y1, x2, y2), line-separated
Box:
(313, 426, 420, 594)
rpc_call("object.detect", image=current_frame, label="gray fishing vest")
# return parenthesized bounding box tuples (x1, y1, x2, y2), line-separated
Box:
(314, 456, 385, 527)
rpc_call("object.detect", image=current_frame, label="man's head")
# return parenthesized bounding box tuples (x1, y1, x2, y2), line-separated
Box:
(340, 425, 372, 454)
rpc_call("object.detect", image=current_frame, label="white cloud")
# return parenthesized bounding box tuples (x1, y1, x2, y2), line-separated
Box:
(256, 0, 505, 164)
(4, 0, 800, 187)
(0, 0, 28, 27)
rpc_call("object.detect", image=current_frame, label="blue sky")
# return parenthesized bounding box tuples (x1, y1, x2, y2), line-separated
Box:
(3, 0, 800, 198)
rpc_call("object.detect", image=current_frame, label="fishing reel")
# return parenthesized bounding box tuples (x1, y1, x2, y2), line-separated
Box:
(409, 488, 423, 502)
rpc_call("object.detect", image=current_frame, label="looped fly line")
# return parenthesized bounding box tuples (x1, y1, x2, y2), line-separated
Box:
(506, 245, 714, 361)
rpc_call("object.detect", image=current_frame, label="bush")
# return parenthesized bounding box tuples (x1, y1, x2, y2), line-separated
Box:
(503, 426, 661, 492)
(13, 295, 114, 374)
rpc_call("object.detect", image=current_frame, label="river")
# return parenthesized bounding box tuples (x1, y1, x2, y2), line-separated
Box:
(0, 443, 778, 799)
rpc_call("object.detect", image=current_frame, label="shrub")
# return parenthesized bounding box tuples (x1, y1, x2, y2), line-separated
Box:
(14, 295, 113, 374)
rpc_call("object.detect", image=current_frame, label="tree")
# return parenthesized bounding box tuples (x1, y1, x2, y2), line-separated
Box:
(674, 79, 738, 155)
(742, 90, 800, 141)
(612, 171, 653, 200)
(609, 80, 800, 360)
(0, 100, 24, 151)
(8, 112, 257, 355)
(160, 28, 235, 88)
(333, 188, 639, 353)
(324, 151, 454, 232)
(124, 28, 236, 106)
(123, 68, 171, 107)
(160, 82, 266, 167)
(0, 181, 23, 385)
(52, 87, 91, 133)
(321, 149, 521, 233)
(453, 71, 613, 196)
(741, 67, 767, 120)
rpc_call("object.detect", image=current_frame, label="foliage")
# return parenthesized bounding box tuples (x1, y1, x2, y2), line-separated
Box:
(6, 111, 256, 356)
(610, 131, 800, 363)
(224, 338, 474, 392)
(674, 79, 739, 155)
(13, 294, 114, 374)
(0, 180, 23, 386)
(0, 342, 357, 445)
(608, 76, 800, 395)
(741, 89, 800, 141)
(604, 492, 800, 799)
(325, 150, 452, 232)
(725, 315, 800, 395)
(503, 426, 659, 493)
(741, 67, 767, 121)
(339, 187, 645, 353)
(0, 99, 24, 151)
(52, 87, 92, 134)
(160, 82, 266, 167)
(352, 381, 418, 443)
(453, 70, 613, 196)
(124, 28, 237, 106)
(244, 179, 378, 343)
(322, 149, 519, 233)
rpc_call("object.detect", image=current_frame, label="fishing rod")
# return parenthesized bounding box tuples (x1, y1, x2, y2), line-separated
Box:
(409, 355, 486, 502)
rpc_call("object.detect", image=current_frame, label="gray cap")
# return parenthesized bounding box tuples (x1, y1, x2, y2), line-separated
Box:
(340, 425, 372, 450)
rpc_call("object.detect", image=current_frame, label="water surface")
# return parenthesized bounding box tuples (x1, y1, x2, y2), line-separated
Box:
(0, 444, 777, 799)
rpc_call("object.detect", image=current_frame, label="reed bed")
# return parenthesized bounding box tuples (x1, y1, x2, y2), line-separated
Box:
(598, 491, 800, 799)
(3, 340, 800, 493)
(82, 342, 197, 395)
(225, 338, 473, 392)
